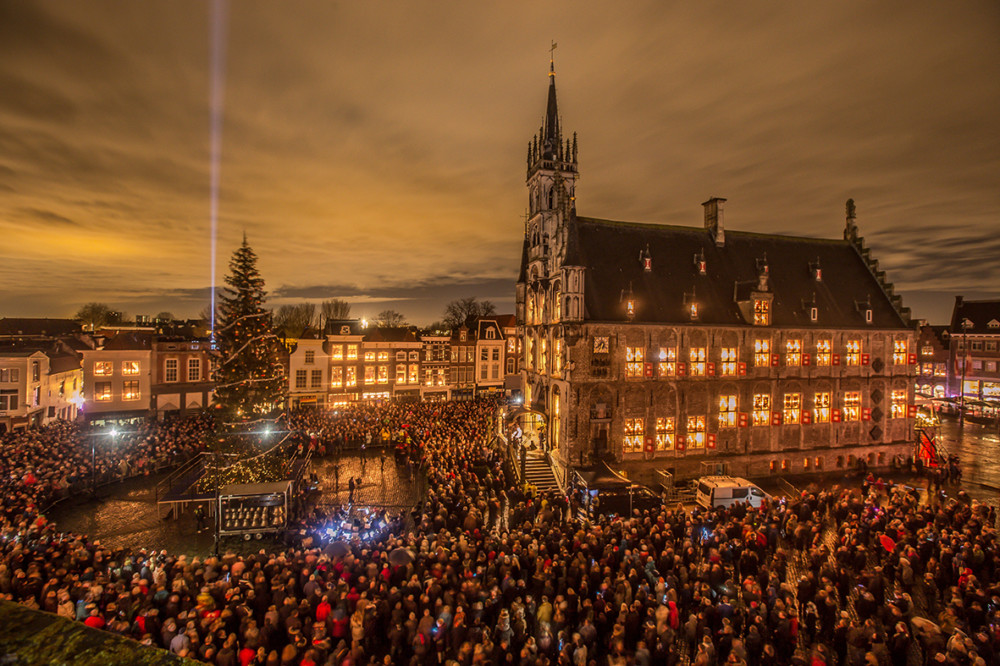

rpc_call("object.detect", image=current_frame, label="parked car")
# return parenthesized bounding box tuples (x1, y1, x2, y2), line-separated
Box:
(695, 476, 769, 509)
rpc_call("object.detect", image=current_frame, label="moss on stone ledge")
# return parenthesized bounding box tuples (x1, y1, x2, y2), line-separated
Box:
(0, 600, 200, 666)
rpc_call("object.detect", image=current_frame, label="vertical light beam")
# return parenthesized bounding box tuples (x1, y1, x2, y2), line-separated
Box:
(209, 0, 229, 341)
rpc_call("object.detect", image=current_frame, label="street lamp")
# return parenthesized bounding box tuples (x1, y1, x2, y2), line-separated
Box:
(960, 319, 969, 429)
(92, 427, 118, 499)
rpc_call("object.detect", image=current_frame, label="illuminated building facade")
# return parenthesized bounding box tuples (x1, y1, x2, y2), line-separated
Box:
(948, 298, 1000, 407)
(516, 69, 917, 485)
(151, 337, 214, 418)
(81, 332, 154, 425)
(916, 324, 949, 401)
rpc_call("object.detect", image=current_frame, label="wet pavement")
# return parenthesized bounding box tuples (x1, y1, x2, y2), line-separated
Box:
(933, 417, 1000, 490)
(45, 420, 1000, 558)
(48, 449, 422, 557)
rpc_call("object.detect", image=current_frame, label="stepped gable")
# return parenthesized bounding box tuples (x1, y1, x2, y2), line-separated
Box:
(573, 216, 909, 329)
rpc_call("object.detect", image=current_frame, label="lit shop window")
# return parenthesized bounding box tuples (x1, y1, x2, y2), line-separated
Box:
(843, 391, 861, 421)
(845, 340, 861, 366)
(396, 365, 406, 384)
(624, 418, 644, 452)
(754, 339, 770, 367)
(783, 393, 801, 424)
(815, 340, 831, 366)
(408, 365, 419, 384)
(345, 367, 356, 387)
(346, 345, 358, 361)
(720, 348, 736, 376)
(364, 366, 376, 385)
(377, 365, 388, 384)
(891, 389, 907, 418)
(95, 382, 112, 402)
(718, 395, 737, 427)
(893, 340, 908, 365)
(94, 362, 113, 377)
(626, 347, 644, 378)
(657, 347, 676, 378)
(364, 351, 376, 362)
(753, 299, 770, 325)
(377, 351, 389, 362)
(331, 367, 343, 388)
(507, 338, 516, 354)
(687, 415, 706, 448)
(655, 417, 675, 450)
(753, 393, 771, 426)
(122, 361, 140, 376)
(785, 340, 801, 366)
(330, 345, 343, 361)
(689, 347, 706, 376)
(123, 380, 141, 401)
(814, 392, 830, 423)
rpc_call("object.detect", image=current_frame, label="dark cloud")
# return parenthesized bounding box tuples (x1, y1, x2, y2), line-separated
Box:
(0, 0, 997, 325)
(16, 208, 78, 227)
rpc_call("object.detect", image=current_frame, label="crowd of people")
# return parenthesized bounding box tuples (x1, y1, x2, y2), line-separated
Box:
(1, 399, 1000, 666)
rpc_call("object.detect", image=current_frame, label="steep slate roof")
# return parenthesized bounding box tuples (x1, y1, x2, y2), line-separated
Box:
(949, 298, 1000, 334)
(572, 216, 908, 329)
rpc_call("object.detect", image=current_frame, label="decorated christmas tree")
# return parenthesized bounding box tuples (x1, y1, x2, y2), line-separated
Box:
(213, 236, 286, 419)
(200, 236, 289, 490)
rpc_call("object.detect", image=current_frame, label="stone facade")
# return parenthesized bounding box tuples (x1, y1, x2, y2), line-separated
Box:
(516, 68, 916, 485)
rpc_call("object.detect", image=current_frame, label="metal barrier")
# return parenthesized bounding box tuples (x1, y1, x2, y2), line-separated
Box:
(777, 477, 801, 498)
(154, 452, 209, 503)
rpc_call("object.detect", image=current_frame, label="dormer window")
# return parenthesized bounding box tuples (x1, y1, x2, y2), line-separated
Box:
(753, 299, 770, 326)
(810, 258, 822, 282)
(684, 290, 699, 321)
(856, 297, 873, 324)
(640, 245, 652, 272)
(989, 319, 1000, 329)
(621, 284, 635, 320)
(694, 249, 706, 275)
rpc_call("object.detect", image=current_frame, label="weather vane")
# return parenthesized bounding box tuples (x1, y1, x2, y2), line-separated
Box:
(549, 41, 557, 75)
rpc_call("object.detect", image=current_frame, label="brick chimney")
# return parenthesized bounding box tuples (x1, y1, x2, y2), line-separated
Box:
(702, 197, 726, 247)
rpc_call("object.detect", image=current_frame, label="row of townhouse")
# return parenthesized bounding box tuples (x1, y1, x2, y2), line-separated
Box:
(286, 317, 520, 409)
(0, 318, 87, 432)
(79, 332, 215, 425)
(916, 297, 1000, 422)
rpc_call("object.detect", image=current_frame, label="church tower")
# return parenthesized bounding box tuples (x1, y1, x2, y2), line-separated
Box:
(524, 58, 578, 275)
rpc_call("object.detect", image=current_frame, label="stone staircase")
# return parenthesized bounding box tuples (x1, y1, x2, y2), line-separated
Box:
(523, 454, 560, 493)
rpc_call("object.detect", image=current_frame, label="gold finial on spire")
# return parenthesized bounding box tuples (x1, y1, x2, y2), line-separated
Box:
(549, 41, 557, 76)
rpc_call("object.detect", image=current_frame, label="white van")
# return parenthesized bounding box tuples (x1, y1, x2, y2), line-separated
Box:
(696, 476, 770, 509)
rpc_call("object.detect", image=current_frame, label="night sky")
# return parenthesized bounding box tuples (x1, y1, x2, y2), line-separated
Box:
(2, 1, 998, 325)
